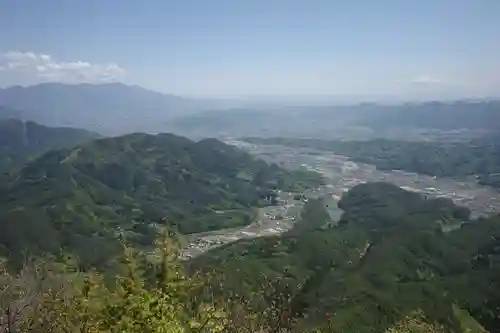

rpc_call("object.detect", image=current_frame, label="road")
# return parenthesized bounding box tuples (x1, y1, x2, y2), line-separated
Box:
(180, 192, 304, 259)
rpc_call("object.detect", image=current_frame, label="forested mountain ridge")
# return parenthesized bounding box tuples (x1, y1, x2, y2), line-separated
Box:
(0, 132, 323, 268)
(192, 182, 498, 332)
(0, 118, 98, 172)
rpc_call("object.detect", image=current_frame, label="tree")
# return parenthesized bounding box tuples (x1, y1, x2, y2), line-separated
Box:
(385, 311, 446, 333)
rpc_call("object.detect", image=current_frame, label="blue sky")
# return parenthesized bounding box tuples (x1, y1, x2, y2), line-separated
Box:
(1, 0, 499, 99)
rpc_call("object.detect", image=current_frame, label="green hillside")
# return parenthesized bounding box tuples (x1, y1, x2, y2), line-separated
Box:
(0, 132, 323, 268)
(1, 129, 498, 332)
(192, 182, 499, 332)
(0, 118, 98, 172)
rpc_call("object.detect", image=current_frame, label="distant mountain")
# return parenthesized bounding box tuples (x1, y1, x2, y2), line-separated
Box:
(167, 101, 500, 140)
(0, 105, 21, 119)
(3, 84, 498, 138)
(0, 83, 239, 135)
(166, 106, 373, 139)
(358, 100, 500, 131)
(0, 132, 322, 267)
(0, 118, 98, 171)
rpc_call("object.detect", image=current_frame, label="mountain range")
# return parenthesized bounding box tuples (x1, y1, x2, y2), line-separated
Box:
(1, 83, 500, 139)
(0, 83, 238, 135)
(169, 102, 500, 139)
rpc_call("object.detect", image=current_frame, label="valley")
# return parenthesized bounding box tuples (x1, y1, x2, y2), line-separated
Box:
(3, 3, 500, 331)
(180, 137, 500, 259)
(233, 139, 500, 218)
(1, 120, 499, 332)
(181, 196, 301, 259)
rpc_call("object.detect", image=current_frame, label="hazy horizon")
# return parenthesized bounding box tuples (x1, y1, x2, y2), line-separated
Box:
(1, 0, 499, 100)
(1, 82, 498, 106)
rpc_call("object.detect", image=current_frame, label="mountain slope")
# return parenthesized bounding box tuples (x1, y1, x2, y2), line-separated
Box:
(192, 182, 499, 332)
(0, 83, 237, 135)
(0, 118, 98, 171)
(0, 132, 322, 268)
(358, 101, 500, 131)
(3, 84, 498, 138)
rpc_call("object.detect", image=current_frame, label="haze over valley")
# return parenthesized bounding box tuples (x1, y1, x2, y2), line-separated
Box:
(2, 83, 500, 141)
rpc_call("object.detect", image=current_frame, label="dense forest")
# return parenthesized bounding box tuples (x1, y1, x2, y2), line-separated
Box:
(0, 119, 98, 172)
(1, 228, 467, 333)
(2, 182, 495, 332)
(0, 131, 323, 268)
(243, 137, 500, 189)
(192, 182, 498, 332)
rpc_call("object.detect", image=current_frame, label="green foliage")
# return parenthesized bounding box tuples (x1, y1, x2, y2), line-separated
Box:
(279, 169, 325, 192)
(101, 246, 186, 333)
(194, 183, 500, 332)
(0, 233, 231, 333)
(452, 305, 488, 333)
(0, 119, 98, 172)
(0, 132, 320, 268)
(3, 124, 500, 332)
(385, 310, 447, 333)
(1, 182, 498, 332)
(0, 256, 106, 332)
(290, 198, 332, 233)
(337, 182, 470, 230)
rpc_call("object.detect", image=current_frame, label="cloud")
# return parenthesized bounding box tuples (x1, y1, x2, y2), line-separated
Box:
(0, 51, 125, 83)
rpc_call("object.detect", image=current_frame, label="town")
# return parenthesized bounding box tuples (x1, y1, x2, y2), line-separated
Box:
(180, 139, 500, 259)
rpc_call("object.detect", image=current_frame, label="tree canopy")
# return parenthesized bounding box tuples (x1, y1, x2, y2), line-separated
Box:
(192, 183, 498, 332)
(0, 132, 323, 268)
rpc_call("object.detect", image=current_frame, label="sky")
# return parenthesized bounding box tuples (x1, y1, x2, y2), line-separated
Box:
(0, 0, 499, 99)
